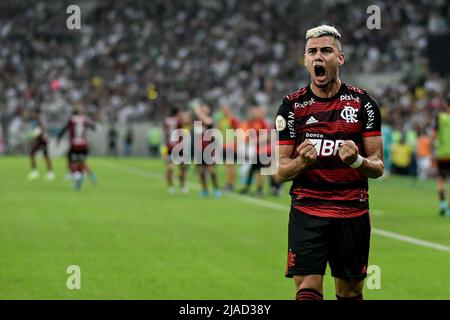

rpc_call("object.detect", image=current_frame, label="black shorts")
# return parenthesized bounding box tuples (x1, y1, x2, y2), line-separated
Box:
(437, 160, 450, 178)
(68, 149, 88, 163)
(286, 207, 371, 281)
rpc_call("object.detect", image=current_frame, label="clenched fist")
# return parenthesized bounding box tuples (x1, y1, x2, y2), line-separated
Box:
(296, 139, 317, 167)
(338, 140, 359, 166)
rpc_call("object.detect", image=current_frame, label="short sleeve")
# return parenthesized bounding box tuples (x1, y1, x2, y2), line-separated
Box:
(274, 100, 296, 145)
(361, 93, 382, 137)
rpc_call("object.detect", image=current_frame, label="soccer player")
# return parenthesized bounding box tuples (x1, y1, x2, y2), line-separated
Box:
(57, 105, 97, 191)
(381, 117, 393, 177)
(27, 108, 55, 181)
(192, 102, 221, 198)
(214, 103, 240, 191)
(163, 108, 188, 194)
(274, 25, 384, 300)
(240, 106, 271, 196)
(432, 102, 450, 216)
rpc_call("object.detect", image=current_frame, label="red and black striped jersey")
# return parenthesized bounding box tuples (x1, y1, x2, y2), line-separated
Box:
(275, 83, 382, 218)
(163, 116, 183, 151)
(58, 115, 96, 151)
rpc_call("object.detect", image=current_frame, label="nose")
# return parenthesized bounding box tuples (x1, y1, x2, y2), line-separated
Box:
(313, 51, 324, 62)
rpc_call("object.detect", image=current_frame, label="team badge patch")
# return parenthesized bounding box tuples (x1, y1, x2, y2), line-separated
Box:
(340, 106, 358, 123)
(275, 115, 287, 131)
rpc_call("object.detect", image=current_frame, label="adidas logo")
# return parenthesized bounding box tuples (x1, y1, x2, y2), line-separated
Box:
(306, 116, 318, 125)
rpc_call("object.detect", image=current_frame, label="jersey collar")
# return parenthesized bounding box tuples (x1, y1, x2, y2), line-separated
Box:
(307, 82, 346, 102)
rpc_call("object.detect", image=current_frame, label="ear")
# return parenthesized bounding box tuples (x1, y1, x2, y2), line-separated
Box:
(303, 53, 307, 67)
(338, 51, 345, 66)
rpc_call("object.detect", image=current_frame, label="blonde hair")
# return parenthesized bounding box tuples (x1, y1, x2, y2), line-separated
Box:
(306, 25, 342, 50)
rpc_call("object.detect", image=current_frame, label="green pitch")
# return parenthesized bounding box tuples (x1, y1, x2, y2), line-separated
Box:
(0, 157, 449, 299)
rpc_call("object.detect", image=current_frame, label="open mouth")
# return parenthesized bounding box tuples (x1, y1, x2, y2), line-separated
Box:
(314, 65, 326, 79)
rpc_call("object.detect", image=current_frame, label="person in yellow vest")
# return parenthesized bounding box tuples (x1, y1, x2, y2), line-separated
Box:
(432, 103, 450, 217)
(391, 134, 413, 176)
(148, 126, 161, 158)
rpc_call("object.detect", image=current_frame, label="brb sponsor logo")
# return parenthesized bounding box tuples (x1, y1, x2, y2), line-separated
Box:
(308, 136, 344, 157)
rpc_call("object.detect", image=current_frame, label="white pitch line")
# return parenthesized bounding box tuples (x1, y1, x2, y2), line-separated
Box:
(101, 160, 450, 253)
(371, 229, 450, 252)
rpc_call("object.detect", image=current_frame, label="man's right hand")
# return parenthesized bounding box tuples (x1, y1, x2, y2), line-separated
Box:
(296, 139, 317, 168)
(274, 139, 317, 183)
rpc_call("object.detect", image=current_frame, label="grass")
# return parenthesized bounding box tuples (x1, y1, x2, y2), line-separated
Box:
(0, 156, 449, 299)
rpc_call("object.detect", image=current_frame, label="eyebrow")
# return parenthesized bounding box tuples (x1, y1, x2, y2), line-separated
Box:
(306, 46, 334, 51)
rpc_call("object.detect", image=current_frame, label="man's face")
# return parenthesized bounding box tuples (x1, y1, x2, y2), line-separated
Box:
(304, 36, 344, 88)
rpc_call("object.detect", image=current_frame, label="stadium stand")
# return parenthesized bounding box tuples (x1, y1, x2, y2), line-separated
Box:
(0, 0, 448, 161)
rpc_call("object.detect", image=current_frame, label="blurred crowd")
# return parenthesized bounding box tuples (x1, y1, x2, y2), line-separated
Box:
(0, 0, 449, 170)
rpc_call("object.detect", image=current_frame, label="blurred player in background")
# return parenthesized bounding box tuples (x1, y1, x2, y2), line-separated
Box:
(27, 108, 55, 181)
(240, 106, 270, 196)
(163, 108, 188, 194)
(192, 102, 221, 198)
(381, 118, 393, 177)
(57, 104, 97, 191)
(274, 25, 384, 300)
(215, 103, 240, 191)
(416, 126, 433, 181)
(433, 102, 450, 217)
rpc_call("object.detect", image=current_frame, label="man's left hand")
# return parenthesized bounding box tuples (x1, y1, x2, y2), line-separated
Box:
(338, 140, 359, 166)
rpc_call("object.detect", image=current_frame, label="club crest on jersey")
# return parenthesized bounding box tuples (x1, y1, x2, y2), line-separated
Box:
(275, 115, 287, 131)
(340, 106, 358, 123)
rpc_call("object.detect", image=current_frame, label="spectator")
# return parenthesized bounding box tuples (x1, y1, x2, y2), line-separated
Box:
(107, 126, 118, 156)
(123, 125, 134, 157)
